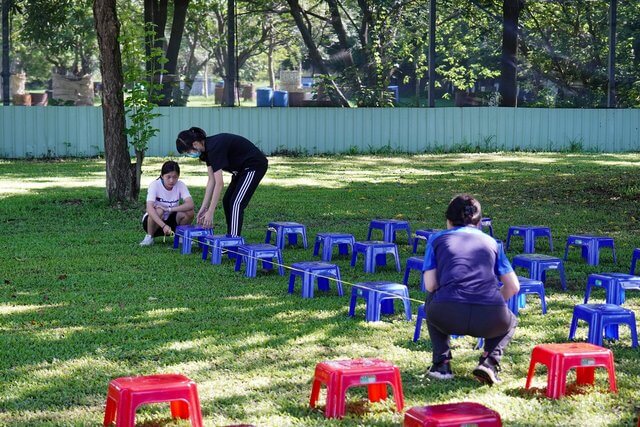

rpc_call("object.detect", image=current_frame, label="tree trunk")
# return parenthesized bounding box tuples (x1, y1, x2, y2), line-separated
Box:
(224, 0, 236, 107)
(500, 0, 522, 107)
(159, 0, 190, 105)
(94, 0, 137, 204)
(1, 0, 10, 105)
(286, 0, 350, 107)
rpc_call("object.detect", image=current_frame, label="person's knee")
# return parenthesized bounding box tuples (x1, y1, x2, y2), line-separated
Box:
(178, 210, 194, 225)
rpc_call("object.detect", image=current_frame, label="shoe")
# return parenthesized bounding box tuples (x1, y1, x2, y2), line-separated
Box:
(427, 360, 454, 380)
(139, 235, 155, 246)
(473, 359, 501, 385)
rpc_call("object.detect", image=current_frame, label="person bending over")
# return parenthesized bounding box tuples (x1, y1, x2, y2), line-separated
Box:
(176, 128, 268, 237)
(140, 161, 195, 246)
(422, 194, 520, 385)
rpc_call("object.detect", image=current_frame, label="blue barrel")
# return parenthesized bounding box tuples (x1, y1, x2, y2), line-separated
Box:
(256, 87, 273, 107)
(273, 90, 289, 107)
(387, 85, 399, 103)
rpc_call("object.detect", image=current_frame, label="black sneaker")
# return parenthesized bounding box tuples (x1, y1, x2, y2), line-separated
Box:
(427, 360, 454, 380)
(473, 360, 501, 385)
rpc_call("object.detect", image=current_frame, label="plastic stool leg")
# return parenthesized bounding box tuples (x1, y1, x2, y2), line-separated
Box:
(630, 320, 638, 348)
(348, 288, 358, 317)
(309, 379, 322, 408)
(350, 250, 358, 267)
(575, 366, 595, 386)
(367, 383, 387, 402)
(103, 396, 116, 426)
(568, 309, 580, 340)
(413, 306, 425, 342)
(524, 359, 537, 389)
(335, 270, 344, 296)
(313, 236, 321, 256)
(302, 273, 314, 298)
(402, 266, 411, 285)
(392, 248, 401, 272)
(367, 226, 373, 240)
(288, 272, 297, 294)
(170, 400, 190, 419)
(558, 264, 567, 290)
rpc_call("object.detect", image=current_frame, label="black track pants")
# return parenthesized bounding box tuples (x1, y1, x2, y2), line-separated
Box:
(222, 163, 268, 236)
(425, 299, 517, 365)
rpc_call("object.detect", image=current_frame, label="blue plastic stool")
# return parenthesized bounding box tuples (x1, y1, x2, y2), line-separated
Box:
(403, 256, 426, 292)
(630, 248, 640, 275)
(480, 217, 494, 236)
(505, 225, 553, 253)
(348, 281, 411, 322)
(351, 241, 401, 273)
(265, 221, 308, 249)
(413, 304, 484, 349)
(313, 232, 355, 262)
(288, 261, 343, 298)
(512, 254, 567, 290)
(200, 234, 245, 264)
(173, 225, 213, 255)
(412, 229, 441, 254)
(568, 304, 638, 347)
(513, 277, 547, 314)
(367, 219, 412, 245)
(234, 243, 285, 277)
(584, 273, 640, 305)
(564, 234, 617, 266)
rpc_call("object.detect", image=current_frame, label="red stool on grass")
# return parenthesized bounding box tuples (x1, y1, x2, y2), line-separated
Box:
(103, 374, 203, 427)
(309, 358, 404, 418)
(524, 343, 617, 399)
(404, 402, 502, 426)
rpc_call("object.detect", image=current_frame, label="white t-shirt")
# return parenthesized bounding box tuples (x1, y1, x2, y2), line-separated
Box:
(146, 178, 192, 220)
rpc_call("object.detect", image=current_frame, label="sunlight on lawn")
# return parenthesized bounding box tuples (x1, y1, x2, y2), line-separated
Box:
(0, 303, 56, 315)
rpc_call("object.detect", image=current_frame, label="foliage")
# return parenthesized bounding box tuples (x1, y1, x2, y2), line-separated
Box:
(19, 0, 97, 75)
(1, 154, 640, 425)
(119, 21, 165, 155)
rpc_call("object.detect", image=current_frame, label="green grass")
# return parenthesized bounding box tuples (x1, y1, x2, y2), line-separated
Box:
(1, 153, 640, 426)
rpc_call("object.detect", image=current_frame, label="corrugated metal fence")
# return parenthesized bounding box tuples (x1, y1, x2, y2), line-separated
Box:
(0, 106, 638, 158)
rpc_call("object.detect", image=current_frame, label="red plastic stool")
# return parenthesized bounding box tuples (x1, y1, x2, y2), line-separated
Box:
(309, 358, 404, 418)
(103, 374, 203, 427)
(525, 343, 617, 399)
(404, 402, 502, 426)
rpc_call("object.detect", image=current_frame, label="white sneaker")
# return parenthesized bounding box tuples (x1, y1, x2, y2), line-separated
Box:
(139, 235, 155, 246)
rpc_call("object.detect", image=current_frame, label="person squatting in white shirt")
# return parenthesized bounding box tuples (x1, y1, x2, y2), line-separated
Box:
(140, 161, 195, 246)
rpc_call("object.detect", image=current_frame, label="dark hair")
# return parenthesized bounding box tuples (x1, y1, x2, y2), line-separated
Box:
(176, 127, 206, 153)
(160, 160, 180, 177)
(446, 194, 482, 226)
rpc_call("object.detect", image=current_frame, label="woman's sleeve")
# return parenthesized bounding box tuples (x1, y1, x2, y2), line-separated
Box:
(422, 235, 437, 271)
(178, 181, 192, 201)
(494, 243, 514, 276)
(145, 181, 156, 203)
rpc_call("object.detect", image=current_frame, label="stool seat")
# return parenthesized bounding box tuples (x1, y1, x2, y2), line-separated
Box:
(525, 343, 617, 399)
(404, 402, 502, 427)
(367, 219, 412, 245)
(200, 234, 245, 264)
(569, 303, 638, 347)
(506, 225, 553, 253)
(173, 225, 213, 255)
(512, 254, 566, 290)
(234, 244, 284, 277)
(103, 374, 203, 427)
(351, 241, 401, 273)
(265, 221, 308, 249)
(349, 281, 411, 322)
(564, 234, 616, 266)
(313, 232, 355, 261)
(309, 358, 404, 418)
(412, 229, 441, 254)
(403, 256, 426, 292)
(289, 261, 343, 298)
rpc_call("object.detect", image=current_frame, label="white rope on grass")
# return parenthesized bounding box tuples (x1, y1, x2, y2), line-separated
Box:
(174, 230, 428, 305)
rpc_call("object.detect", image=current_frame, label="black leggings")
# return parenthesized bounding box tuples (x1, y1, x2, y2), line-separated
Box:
(222, 162, 268, 236)
(425, 299, 517, 365)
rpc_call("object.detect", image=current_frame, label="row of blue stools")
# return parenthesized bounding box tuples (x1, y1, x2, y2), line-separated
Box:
(172, 219, 639, 348)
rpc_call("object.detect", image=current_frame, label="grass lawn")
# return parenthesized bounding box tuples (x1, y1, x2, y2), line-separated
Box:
(1, 153, 640, 426)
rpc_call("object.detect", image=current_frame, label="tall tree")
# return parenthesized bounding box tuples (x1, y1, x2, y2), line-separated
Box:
(94, 0, 136, 203)
(144, 0, 190, 105)
(500, 0, 523, 106)
(1, 0, 10, 105)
